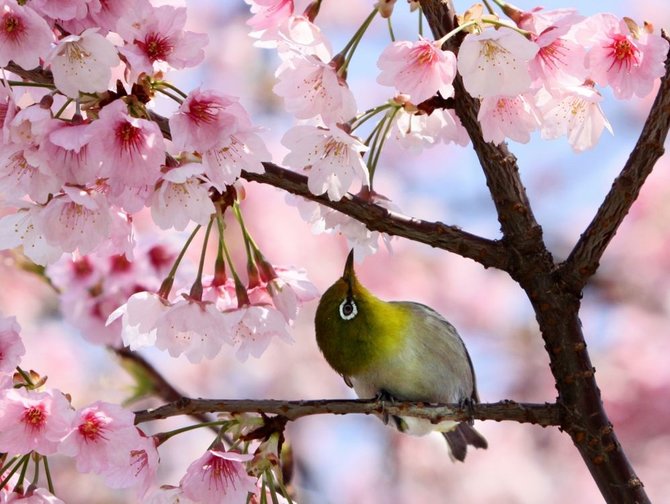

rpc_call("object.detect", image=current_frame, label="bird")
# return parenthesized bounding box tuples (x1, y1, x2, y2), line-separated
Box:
(314, 250, 487, 461)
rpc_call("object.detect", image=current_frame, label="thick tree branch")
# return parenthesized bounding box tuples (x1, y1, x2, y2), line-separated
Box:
(560, 38, 670, 293)
(134, 398, 560, 427)
(243, 164, 509, 270)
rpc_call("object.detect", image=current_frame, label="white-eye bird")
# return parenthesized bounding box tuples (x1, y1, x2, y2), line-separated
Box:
(314, 250, 487, 461)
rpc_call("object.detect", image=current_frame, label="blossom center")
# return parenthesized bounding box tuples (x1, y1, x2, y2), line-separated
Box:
(482, 40, 505, 61)
(2, 13, 24, 41)
(116, 122, 143, 153)
(62, 41, 92, 63)
(139, 32, 173, 63)
(412, 43, 437, 66)
(539, 39, 567, 70)
(187, 99, 220, 124)
(607, 34, 640, 71)
(206, 456, 239, 491)
(22, 404, 46, 431)
(78, 412, 107, 442)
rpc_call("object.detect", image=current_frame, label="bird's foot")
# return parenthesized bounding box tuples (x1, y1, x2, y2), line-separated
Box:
(376, 390, 407, 432)
(459, 397, 476, 425)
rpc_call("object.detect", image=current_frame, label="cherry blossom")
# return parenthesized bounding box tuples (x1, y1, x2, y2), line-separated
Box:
(201, 130, 269, 189)
(154, 295, 236, 363)
(246, 0, 294, 45)
(0, 387, 74, 455)
(0, 204, 62, 266)
(377, 37, 457, 103)
(0, 314, 24, 373)
(39, 187, 113, 255)
(107, 291, 170, 351)
(457, 28, 540, 98)
(1, 487, 65, 503)
(180, 449, 257, 504)
(393, 108, 468, 152)
(0, 145, 62, 204)
(275, 15, 331, 61)
(0, 1, 53, 69)
(117, 3, 207, 81)
(36, 118, 100, 186)
(478, 94, 541, 144)
(274, 52, 357, 123)
(537, 84, 613, 152)
(170, 89, 251, 153)
(88, 99, 165, 205)
(29, 0, 88, 21)
(47, 28, 120, 98)
(229, 303, 292, 361)
(580, 14, 668, 99)
(99, 431, 159, 497)
(282, 124, 369, 201)
(151, 163, 214, 231)
(59, 401, 139, 474)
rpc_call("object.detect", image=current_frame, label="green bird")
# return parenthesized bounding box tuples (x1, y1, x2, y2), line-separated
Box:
(314, 250, 487, 461)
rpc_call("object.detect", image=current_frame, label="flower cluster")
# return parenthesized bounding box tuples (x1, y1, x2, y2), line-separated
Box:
(0, 0, 269, 267)
(0, 315, 159, 499)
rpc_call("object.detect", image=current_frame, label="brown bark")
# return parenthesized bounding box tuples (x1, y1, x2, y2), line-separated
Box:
(419, 1, 669, 502)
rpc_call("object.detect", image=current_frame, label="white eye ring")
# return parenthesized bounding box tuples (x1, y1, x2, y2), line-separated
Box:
(339, 298, 358, 320)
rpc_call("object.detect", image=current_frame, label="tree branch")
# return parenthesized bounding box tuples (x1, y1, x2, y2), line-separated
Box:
(134, 397, 560, 427)
(560, 37, 670, 293)
(242, 164, 509, 271)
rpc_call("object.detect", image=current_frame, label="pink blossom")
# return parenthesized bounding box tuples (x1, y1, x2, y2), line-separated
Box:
(59, 401, 139, 474)
(155, 296, 235, 363)
(478, 94, 541, 145)
(0, 1, 54, 69)
(275, 16, 331, 61)
(169, 89, 249, 153)
(150, 163, 215, 231)
(274, 52, 357, 123)
(39, 187, 112, 255)
(581, 14, 668, 99)
(36, 119, 101, 186)
(30, 0, 88, 21)
(0, 145, 62, 204)
(100, 431, 159, 498)
(0, 204, 62, 265)
(1, 487, 65, 503)
(180, 449, 257, 504)
(8, 105, 50, 149)
(47, 28, 120, 98)
(107, 291, 170, 351)
(88, 99, 165, 201)
(0, 388, 74, 455)
(538, 84, 613, 152)
(144, 486, 193, 504)
(246, 0, 294, 44)
(201, 130, 269, 189)
(117, 3, 208, 81)
(229, 304, 292, 361)
(377, 37, 457, 103)
(393, 108, 468, 152)
(0, 314, 24, 373)
(88, 0, 139, 34)
(457, 28, 539, 98)
(282, 124, 369, 201)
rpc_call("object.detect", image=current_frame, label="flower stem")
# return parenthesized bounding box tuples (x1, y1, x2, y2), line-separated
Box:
(351, 103, 394, 132)
(387, 17, 396, 42)
(0, 454, 30, 492)
(154, 86, 184, 104)
(418, 6, 423, 36)
(217, 207, 249, 306)
(156, 420, 230, 444)
(159, 224, 201, 298)
(337, 9, 378, 77)
(155, 80, 188, 99)
(54, 98, 73, 118)
(190, 217, 214, 300)
(31, 454, 40, 486)
(44, 457, 55, 494)
(368, 107, 400, 184)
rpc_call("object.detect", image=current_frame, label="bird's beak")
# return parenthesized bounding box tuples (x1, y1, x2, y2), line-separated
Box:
(342, 249, 355, 284)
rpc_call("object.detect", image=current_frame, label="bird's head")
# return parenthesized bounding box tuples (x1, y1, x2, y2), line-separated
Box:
(314, 250, 400, 375)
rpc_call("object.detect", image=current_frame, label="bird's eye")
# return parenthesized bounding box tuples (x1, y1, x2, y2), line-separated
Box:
(339, 298, 358, 321)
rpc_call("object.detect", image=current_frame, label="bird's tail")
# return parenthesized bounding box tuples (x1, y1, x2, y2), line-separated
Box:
(443, 423, 488, 462)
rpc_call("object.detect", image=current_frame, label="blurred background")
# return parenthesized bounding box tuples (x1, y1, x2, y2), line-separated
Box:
(1, 0, 669, 502)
